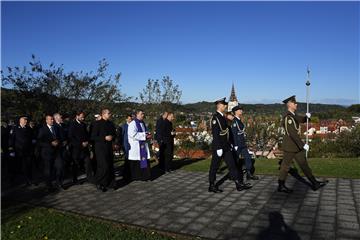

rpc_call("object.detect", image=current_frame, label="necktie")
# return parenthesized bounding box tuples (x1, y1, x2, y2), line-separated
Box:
(50, 126, 56, 138)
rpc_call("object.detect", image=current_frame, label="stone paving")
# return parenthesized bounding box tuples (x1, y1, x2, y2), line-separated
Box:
(3, 170, 360, 240)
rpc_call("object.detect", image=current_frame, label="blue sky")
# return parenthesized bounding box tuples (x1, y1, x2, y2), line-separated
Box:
(1, 1, 359, 105)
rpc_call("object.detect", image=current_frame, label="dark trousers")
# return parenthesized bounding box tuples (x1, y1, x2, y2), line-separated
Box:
(235, 148, 255, 174)
(42, 150, 63, 187)
(123, 151, 131, 181)
(94, 144, 114, 187)
(129, 159, 151, 181)
(279, 150, 313, 181)
(159, 142, 174, 172)
(209, 149, 241, 184)
(71, 146, 92, 181)
(16, 151, 33, 182)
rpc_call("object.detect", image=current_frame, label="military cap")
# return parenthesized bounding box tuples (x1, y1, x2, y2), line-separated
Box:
(282, 95, 297, 104)
(214, 97, 228, 105)
(231, 105, 243, 113)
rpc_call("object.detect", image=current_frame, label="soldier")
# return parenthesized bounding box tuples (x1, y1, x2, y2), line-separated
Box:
(208, 97, 252, 193)
(278, 95, 327, 193)
(231, 105, 259, 180)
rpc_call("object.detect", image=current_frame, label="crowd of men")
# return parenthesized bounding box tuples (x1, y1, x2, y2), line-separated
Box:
(1, 108, 177, 193)
(2, 94, 327, 194)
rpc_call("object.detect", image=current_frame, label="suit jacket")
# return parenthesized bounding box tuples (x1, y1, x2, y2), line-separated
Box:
(54, 122, 67, 142)
(9, 125, 34, 154)
(155, 117, 165, 143)
(231, 117, 247, 149)
(282, 111, 307, 153)
(121, 123, 131, 153)
(37, 124, 61, 158)
(90, 119, 116, 147)
(68, 120, 89, 148)
(211, 111, 232, 152)
(162, 119, 175, 144)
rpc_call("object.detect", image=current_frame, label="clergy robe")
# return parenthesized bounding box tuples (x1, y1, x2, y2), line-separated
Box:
(91, 119, 116, 187)
(127, 119, 151, 181)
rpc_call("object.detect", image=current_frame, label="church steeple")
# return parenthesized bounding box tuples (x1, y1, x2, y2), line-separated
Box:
(228, 83, 239, 112)
(229, 83, 238, 102)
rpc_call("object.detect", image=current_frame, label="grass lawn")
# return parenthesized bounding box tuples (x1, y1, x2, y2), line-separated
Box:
(179, 157, 360, 179)
(1, 204, 193, 240)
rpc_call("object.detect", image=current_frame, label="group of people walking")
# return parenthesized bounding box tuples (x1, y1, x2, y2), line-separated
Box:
(208, 95, 327, 193)
(2, 94, 327, 194)
(1, 108, 176, 193)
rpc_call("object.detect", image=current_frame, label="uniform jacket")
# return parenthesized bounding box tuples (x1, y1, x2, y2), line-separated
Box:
(231, 116, 247, 149)
(282, 111, 307, 153)
(211, 111, 232, 152)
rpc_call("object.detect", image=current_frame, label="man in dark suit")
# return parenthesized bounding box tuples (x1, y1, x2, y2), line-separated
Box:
(209, 97, 252, 193)
(91, 108, 117, 192)
(160, 112, 176, 173)
(155, 111, 168, 163)
(121, 114, 133, 182)
(8, 116, 34, 185)
(68, 111, 91, 184)
(37, 115, 62, 191)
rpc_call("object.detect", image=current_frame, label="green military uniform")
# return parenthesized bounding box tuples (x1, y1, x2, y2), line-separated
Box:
(279, 110, 313, 181)
(278, 95, 327, 193)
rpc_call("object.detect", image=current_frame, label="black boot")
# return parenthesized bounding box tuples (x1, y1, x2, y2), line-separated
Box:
(235, 180, 252, 191)
(308, 176, 328, 191)
(208, 183, 222, 193)
(277, 180, 293, 193)
(246, 172, 259, 180)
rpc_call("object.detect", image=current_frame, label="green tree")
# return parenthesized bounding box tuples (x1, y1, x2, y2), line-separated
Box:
(1, 55, 129, 120)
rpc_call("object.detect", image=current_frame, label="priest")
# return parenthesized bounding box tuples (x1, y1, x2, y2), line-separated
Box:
(127, 110, 152, 181)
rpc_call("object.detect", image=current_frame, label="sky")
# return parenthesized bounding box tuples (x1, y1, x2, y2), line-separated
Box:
(1, 1, 359, 105)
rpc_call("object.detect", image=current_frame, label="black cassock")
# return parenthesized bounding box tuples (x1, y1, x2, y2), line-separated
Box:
(90, 119, 116, 187)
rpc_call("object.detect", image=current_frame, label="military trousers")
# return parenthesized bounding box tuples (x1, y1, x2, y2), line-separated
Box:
(209, 149, 241, 184)
(279, 150, 313, 181)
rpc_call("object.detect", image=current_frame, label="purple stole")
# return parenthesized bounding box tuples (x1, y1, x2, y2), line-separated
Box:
(134, 119, 148, 169)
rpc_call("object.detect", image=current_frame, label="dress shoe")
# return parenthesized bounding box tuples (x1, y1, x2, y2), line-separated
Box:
(277, 180, 293, 193)
(235, 180, 252, 191)
(208, 183, 223, 193)
(246, 173, 259, 180)
(308, 176, 328, 191)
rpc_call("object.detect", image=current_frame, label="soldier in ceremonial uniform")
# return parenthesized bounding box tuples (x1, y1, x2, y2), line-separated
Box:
(230, 105, 259, 180)
(208, 97, 252, 193)
(278, 95, 327, 193)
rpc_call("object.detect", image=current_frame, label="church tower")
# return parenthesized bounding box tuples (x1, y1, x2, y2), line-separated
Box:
(228, 83, 239, 112)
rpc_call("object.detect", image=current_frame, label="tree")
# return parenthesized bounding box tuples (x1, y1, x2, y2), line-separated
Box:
(1, 55, 129, 120)
(139, 76, 182, 104)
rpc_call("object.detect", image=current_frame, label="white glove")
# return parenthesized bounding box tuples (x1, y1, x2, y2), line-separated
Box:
(216, 149, 223, 157)
(303, 144, 309, 151)
(234, 146, 238, 151)
(306, 113, 311, 119)
(9, 152, 15, 157)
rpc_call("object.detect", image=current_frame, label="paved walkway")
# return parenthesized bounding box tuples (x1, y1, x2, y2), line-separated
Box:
(3, 170, 360, 240)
